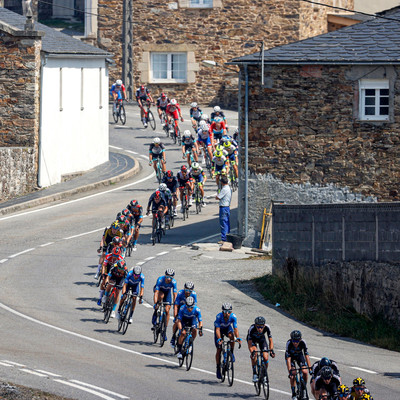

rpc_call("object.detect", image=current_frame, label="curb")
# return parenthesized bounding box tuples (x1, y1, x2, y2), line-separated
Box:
(0, 150, 141, 216)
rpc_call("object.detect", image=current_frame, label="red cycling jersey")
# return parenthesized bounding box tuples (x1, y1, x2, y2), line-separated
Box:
(166, 103, 181, 119)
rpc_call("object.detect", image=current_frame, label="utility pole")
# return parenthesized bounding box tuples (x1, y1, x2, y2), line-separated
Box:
(122, 0, 133, 100)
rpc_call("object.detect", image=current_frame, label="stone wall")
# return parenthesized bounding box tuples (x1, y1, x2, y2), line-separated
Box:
(97, 0, 349, 107)
(0, 26, 42, 201)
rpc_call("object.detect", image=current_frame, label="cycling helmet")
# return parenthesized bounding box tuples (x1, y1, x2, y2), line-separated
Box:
(223, 140, 231, 148)
(133, 266, 142, 275)
(154, 190, 161, 199)
(121, 208, 131, 216)
(320, 366, 333, 380)
(170, 98, 177, 105)
(140, 85, 145, 91)
(201, 113, 209, 121)
(116, 215, 126, 224)
(320, 357, 331, 368)
(215, 151, 223, 158)
(254, 316, 266, 325)
(234, 128, 239, 135)
(183, 130, 191, 137)
(116, 79, 122, 86)
(214, 106, 221, 112)
(184, 281, 194, 290)
(215, 144, 224, 152)
(181, 165, 187, 172)
(166, 170, 173, 178)
(186, 296, 195, 307)
(222, 302, 233, 312)
(153, 137, 161, 144)
(191, 162, 200, 170)
(159, 183, 167, 192)
(112, 247, 122, 257)
(199, 120, 208, 129)
(116, 212, 122, 218)
(190, 102, 197, 108)
(214, 116, 223, 123)
(112, 236, 122, 245)
(165, 268, 175, 277)
(337, 385, 350, 396)
(116, 259, 126, 270)
(128, 200, 138, 210)
(360, 395, 371, 400)
(353, 377, 365, 386)
(290, 330, 302, 340)
(111, 221, 120, 230)
(161, 92, 166, 98)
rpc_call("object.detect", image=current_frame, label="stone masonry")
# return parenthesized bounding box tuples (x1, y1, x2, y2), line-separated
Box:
(97, 0, 353, 107)
(0, 23, 42, 201)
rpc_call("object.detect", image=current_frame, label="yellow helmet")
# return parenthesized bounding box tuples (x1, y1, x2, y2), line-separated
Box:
(223, 140, 231, 148)
(337, 385, 350, 395)
(360, 395, 371, 400)
(353, 377, 365, 387)
(215, 144, 224, 152)
(215, 151, 223, 158)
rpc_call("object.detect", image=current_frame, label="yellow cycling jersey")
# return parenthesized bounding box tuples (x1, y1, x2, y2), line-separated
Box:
(103, 227, 123, 246)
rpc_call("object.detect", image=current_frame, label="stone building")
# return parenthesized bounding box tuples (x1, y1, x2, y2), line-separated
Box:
(230, 7, 400, 246)
(93, 0, 354, 105)
(0, 7, 111, 202)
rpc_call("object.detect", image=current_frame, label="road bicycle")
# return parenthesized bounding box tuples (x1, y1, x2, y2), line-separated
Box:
(154, 158, 164, 184)
(193, 181, 203, 214)
(103, 281, 120, 324)
(203, 147, 213, 177)
(220, 337, 241, 386)
(125, 238, 133, 257)
(112, 99, 126, 125)
(143, 101, 156, 130)
(153, 302, 167, 347)
(151, 210, 164, 245)
(170, 120, 181, 145)
(229, 160, 238, 192)
(117, 288, 140, 335)
(161, 110, 169, 137)
(176, 326, 195, 371)
(181, 186, 190, 221)
(184, 147, 197, 168)
(290, 366, 309, 400)
(167, 197, 176, 229)
(253, 350, 272, 399)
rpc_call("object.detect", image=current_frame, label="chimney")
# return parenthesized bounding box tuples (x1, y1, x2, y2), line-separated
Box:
(24, 4, 34, 31)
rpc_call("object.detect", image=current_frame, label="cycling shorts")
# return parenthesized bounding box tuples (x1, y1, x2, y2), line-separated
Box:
(126, 282, 140, 296)
(228, 153, 236, 162)
(133, 215, 142, 226)
(213, 132, 223, 141)
(151, 153, 163, 159)
(198, 136, 212, 147)
(167, 110, 179, 120)
(180, 316, 198, 328)
(215, 164, 226, 172)
(109, 275, 125, 287)
(184, 144, 194, 152)
(193, 174, 204, 183)
(290, 355, 307, 369)
(214, 326, 233, 347)
(247, 336, 269, 352)
(158, 288, 173, 305)
(114, 91, 123, 100)
(158, 105, 167, 111)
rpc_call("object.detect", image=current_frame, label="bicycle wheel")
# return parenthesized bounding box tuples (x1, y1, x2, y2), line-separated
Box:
(112, 108, 118, 123)
(170, 210, 175, 227)
(152, 225, 156, 246)
(177, 128, 181, 146)
(119, 105, 126, 125)
(103, 293, 115, 324)
(205, 154, 212, 177)
(121, 297, 133, 335)
(260, 366, 270, 400)
(227, 352, 234, 387)
(157, 228, 162, 243)
(254, 365, 261, 396)
(96, 273, 103, 288)
(300, 378, 308, 400)
(182, 197, 187, 221)
(159, 313, 167, 347)
(156, 163, 162, 184)
(172, 126, 177, 144)
(178, 347, 185, 368)
(220, 355, 227, 383)
(148, 110, 156, 130)
(185, 204, 189, 219)
(185, 338, 193, 371)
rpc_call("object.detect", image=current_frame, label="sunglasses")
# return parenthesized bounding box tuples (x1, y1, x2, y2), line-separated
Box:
(133, 274, 140, 279)
(292, 339, 300, 343)
(165, 276, 172, 280)
(223, 310, 232, 314)
(184, 289, 193, 293)
(337, 394, 348, 398)
(355, 387, 364, 391)
(256, 325, 264, 329)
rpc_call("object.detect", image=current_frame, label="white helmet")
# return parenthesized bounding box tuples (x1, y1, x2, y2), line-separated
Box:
(116, 79, 122, 86)
(153, 137, 161, 144)
(199, 121, 207, 129)
(159, 183, 167, 192)
(213, 106, 221, 112)
(201, 113, 208, 121)
(190, 102, 197, 108)
(191, 162, 200, 169)
(170, 98, 177, 105)
(183, 130, 191, 137)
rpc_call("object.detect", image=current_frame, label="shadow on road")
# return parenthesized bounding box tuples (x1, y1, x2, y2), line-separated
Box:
(177, 378, 219, 385)
(208, 392, 255, 398)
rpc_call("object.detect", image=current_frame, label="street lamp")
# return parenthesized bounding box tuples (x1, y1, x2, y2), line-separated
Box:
(201, 60, 239, 72)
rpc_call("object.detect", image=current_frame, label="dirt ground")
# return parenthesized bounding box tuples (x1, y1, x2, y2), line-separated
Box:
(0, 382, 73, 400)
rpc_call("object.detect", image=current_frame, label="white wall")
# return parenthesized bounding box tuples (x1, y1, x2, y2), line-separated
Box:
(39, 57, 109, 187)
(354, 0, 399, 13)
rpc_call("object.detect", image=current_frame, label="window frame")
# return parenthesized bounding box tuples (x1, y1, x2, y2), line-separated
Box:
(150, 52, 187, 83)
(359, 79, 390, 121)
(188, 0, 213, 8)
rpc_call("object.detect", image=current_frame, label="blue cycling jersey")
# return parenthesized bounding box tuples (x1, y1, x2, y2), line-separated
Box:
(174, 289, 198, 307)
(125, 271, 145, 288)
(214, 312, 238, 329)
(154, 276, 177, 293)
(177, 304, 202, 322)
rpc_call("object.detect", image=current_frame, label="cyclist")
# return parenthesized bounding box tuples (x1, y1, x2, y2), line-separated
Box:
(119, 214, 133, 250)
(175, 296, 203, 359)
(201, 113, 211, 124)
(162, 170, 179, 216)
(286, 330, 312, 400)
(210, 116, 227, 144)
(171, 281, 197, 347)
(102, 259, 128, 318)
(181, 129, 198, 167)
(156, 92, 170, 125)
(336, 385, 351, 400)
(136, 84, 153, 128)
(214, 302, 242, 380)
(311, 357, 341, 397)
(129, 202, 143, 251)
(247, 316, 275, 383)
(158, 183, 172, 226)
(146, 190, 168, 236)
(233, 127, 239, 142)
(95, 221, 123, 279)
(152, 268, 178, 341)
(189, 102, 202, 131)
(110, 79, 127, 114)
(149, 137, 166, 175)
(190, 162, 206, 206)
(117, 265, 144, 323)
(350, 377, 368, 400)
(197, 120, 213, 163)
(105, 236, 124, 257)
(223, 141, 238, 181)
(211, 105, 227, 124)
(177, 165, 194, 211)
(212, 151, 229, 190)
(166, 98, 184, 135)
(314, 366, 341, 399)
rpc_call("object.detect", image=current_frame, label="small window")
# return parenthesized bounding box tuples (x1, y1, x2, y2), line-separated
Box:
(359, 79, 389, 121)
(151, 53, 187, 83)
(189, 0, 213, 7)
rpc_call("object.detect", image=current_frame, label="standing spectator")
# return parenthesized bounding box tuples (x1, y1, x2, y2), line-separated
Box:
(216, 176, 231, 244)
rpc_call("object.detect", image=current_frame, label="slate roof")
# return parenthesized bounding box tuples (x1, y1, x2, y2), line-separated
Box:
(230, 8, 400, 65)
(0, 7, 111, 57)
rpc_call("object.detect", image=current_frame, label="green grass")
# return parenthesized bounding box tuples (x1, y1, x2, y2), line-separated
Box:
(254, 273, 400, 352)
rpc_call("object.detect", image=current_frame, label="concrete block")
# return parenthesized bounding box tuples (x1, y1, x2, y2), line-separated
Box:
(220, 242, 233, 252)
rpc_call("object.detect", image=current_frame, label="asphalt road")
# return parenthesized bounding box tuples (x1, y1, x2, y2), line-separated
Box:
(0, 104, 399, 400)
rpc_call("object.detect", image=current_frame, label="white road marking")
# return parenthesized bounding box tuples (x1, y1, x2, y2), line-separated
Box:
(109, 145, 122, 150)
(309, 356, 320, 360)
(126, 150, 138, 154)
(351, 366, 378, 374)
(70, 380, 129, 399)
(0, 302, 291, 396)
(2, 360, 25, 367)
(54, 379, 117, 400)
(172, 247, 182, 250)
(203, 328, 214, 333)
(156, 251, 169, 256)
(20, 368, 48, 377)
(35, 369, 62, 377)
(0, 171, 156, 222)
(0, 259, 8, 263)
(64, 227, 105, 240)
(0, 361, 13, 367)
(9, 248, 35, 258)
(136, 261, 145, 266)
(142, 303, 153, 308)
(201, 255, 213, 259)
(144, 256, 154, 261)
(187, 232, 219, 244)
(40, 242, 54, 247)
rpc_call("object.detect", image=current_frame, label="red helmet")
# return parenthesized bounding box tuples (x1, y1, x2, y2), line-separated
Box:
(166, 170, 173, 178)
(121, 208, 131, 217)
(181, 165, 187, 172)
(161, 92, 166, 98)
(155, 190, 161, 199)
(140, 85, 145, 91)
(112, 247, 121, 257)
